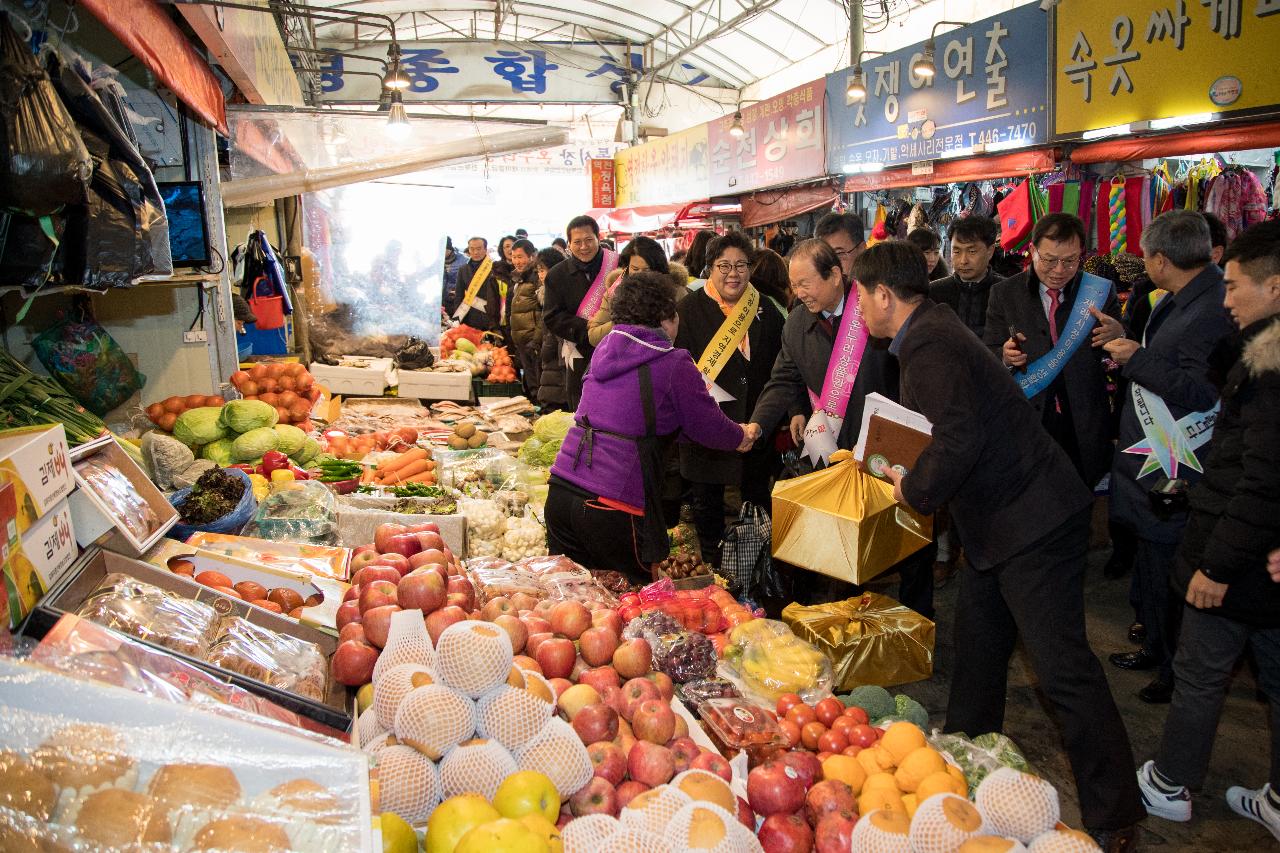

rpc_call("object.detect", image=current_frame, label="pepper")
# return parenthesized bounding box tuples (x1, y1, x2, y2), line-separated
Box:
(227, 464, 256, 474)
(289, 465, 311, 480)
(260, 450, 291, 476)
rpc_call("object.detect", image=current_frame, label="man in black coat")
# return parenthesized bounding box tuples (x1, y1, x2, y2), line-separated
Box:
(543, 215, 618, 409)
(452, 236, 511, 334)
(929, 215, 1002, 341)
(1105, 211, 1235, 701)
(675, 231, 785, 565)
(1134, 219, 1280, 839)
(860, 241, 1144, 851)
(984, 213, 1125, 491)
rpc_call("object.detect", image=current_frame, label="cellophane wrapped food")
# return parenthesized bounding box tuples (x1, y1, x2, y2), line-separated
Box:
(720, 618, 834, 706)
(206, 617, 327, 703)
(242, 481, 337, 545)
(76, 457, 161, 541)
(75, 573, 220, 659)
(541, 572, 617, 608)
(464, 557, 544, 606)
(624, 611, 715, 683)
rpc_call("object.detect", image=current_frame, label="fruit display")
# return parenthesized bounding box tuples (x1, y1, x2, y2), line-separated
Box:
(722, 619, 833, 705)
(166, 556, 323, 619)
(440, 325, 486, 360)
(447, 422, 488, 450)
(322, 427, 419, 461)
(144, 393, 227, 432)
(228, 363, 322, 428)
(484, 347, 517, 383)
(656, 551, 714, 581)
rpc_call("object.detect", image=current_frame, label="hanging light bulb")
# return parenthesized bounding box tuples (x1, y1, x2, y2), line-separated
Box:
(846, 67, 867, 101)
(383, 62, 410, 90)
(386, 90, 410, 139)
(729, 110, 745, 138)
(912, 42, 937, 79)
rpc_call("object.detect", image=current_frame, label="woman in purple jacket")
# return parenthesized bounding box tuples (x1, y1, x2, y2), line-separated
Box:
(548, 271, 752, 582)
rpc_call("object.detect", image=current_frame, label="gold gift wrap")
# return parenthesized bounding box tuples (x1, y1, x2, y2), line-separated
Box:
(771, 460, 932, 584)
(783, 593, 935, 689)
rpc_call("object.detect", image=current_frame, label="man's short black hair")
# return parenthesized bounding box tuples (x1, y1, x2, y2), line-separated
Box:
(467, 236, 488, 248)
(949, 216, 999, 247)
(552, 237, 567, 249)
(815, 212, 865, 246)
(535, 247, 563, 271)
(706, 231, 756, 267)
(566, 215, 600, 238)
(905, 228, 941, 252)
(1223, 219, 1280, 284)
(1202, 211, 1229, 250)
(610, 270, 677, 326)
(1032, 213, 1086, 248)
(511, 239, 537, 256)
(852, 240, 929, 300)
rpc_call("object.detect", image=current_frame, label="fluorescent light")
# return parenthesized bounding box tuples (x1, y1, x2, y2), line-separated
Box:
(1150, 112, 1216, 130)
(843, 162, 885, 174)
(1082, 123, 1131, 140)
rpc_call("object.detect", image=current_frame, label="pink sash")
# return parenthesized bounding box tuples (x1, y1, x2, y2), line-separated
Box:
(802, 287, 870, 464)
(575, 249, 619, 319)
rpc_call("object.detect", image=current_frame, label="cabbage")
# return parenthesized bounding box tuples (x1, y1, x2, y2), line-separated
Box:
(220, 399, 278, 433)
(533, 410, 574, 443)
(273, 424, 306, 456)
(201, 438, 237, 466)
(232, 426, 280, 461)
(518, 437, 543, 465)
(172, 407, 228, 447)
(294, 437, 321, 465)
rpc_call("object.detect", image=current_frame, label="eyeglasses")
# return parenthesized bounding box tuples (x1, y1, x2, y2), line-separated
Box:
(1036, 254, 1080, 270)
(714, 261, 750, 274)
(831, 248, 856, 258)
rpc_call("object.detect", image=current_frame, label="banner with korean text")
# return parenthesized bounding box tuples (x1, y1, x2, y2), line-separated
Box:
(614, 125, 711, 206)
(707, 81, 826, 195)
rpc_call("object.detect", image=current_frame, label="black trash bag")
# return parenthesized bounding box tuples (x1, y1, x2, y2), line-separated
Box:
(46, 53, 171, 289)
(0, 209, 64, 290)
(0, 12, 91, 215)
(395, 337, 436, 370)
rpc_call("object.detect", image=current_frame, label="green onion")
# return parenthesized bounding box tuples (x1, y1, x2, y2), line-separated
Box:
(0, 350, 106, 444)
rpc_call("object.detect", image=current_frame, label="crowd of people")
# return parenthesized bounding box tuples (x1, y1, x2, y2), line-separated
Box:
(440, 209, 1280, 851)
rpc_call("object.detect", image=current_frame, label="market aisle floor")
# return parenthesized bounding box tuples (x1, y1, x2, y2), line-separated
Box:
(882, 548, 1276, 851)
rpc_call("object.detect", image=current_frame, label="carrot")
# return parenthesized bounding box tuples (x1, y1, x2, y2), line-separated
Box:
(376, 447, 428, 475)
(400, 471, 435, 484)
(360, 466, 377, 484)
(379, 459, 431, 484)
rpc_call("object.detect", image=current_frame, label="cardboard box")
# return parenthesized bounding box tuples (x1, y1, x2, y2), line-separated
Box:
(396, 369, 473, 402)
(336, 495, 465, 555)
(3, 498, 78, 628)
(187, 532, 352, 581)
(310, 358, 395, 396)
(0, 424, 74, 546)
(68, 440, 177, 557)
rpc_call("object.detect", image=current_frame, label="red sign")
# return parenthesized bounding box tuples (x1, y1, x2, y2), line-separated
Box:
(590, 158, 616, 208)
(707, 81, 825, 197)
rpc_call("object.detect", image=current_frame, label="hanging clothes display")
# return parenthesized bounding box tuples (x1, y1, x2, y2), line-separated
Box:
(1203, 166, 1269, 240)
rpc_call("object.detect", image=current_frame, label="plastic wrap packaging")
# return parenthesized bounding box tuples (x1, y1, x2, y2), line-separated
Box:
(186, 533, 351, 582)
(650, 629, 717, 683)
(207, 617, 327, 703)
(465, 561, 543, 605)
(76, 456, 162, 540)
(500, 511, 544, 561)
(75, 572, 221, 659)
(242, 481, 338, 545)
(930, 731, 1032, 791)
(720, 618, 834, 706)
(510, 554, 583, 576)
(697, 697, 788, 757)
(676, 677, 741, 709)
(459, 496, 507, 558)
(542, 571, 618, 607)
(782, 592, 934, 690)
(0, 656, 371, 852)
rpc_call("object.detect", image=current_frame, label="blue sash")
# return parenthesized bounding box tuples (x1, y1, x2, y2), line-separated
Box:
(1017, 272, 1112, 399)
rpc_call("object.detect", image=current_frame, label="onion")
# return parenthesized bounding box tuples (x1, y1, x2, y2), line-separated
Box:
(259, 392, 280, 407)
(259, 378, 278, 393)
(230, 370, 249, 387)
(146, 403, 165, 423)
(278, 391, 299, 408)
(278, 376, 296, 391)
(249, 363, 269, 381)
(240, 381, 260, 396)
(163, 397, 185, 414)
(158, 412, 178, 431)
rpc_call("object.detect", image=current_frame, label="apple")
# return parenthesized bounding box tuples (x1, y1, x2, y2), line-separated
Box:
(570, 656, 591, 683)
(667, 737, 699, 773)
(536, 638, 577, 680)
(619, 678, 661, 722)
(587, 741, 627, 785)
(372, 553, 411, 576)
(351, 544, 378, 558)
(783, 751, 823, 791)
(642, 671, 674, 702)
(557, 684, 603, 720)
(374, 523, 408, 553)
(414, 531, 445, 551)
(548, 600, 592, 640)
(359, 580, 399, 613)
(534, 599, 556, 617)
(526, 632, 555, 657)
(748, 760, 806, 817)
(383, 534, 423, 559)
(758, 813, 813, 853)
(445, 593, 470, 610)
(336, 601, 363, 630)
(512, 655, 542, 675)
(521, 615, 552, 636)
(510, 592, 540, 612)
(691, 751, 732, 782)
(815, 811, 857, 853)
(548, 678, 572, 699)
(578, 666, 621, 694)
(627, 741, 675, 787)
(569, 776, 618, 817)
(331, 640, 379, 686)
(349, 551, 379, 574)
(343, 585, 362, 603)
(672, 713, 689, 740)
(804, 780, 856, 829)
(632, 699, 676, 744)
(616, 780, 650, 809)
(480, 596, 515, 621)
(446, 576, 476, 611)
(397, 570, 447, 614)
(492, 614, 528, 654)
(362, 604, 401, 648)
(619, 604, 642, 623)
(600, 684, 626, 717)
(736, 796, 756, 830)
(572, 703, 619, 745)
(352, 565, 402, 589)
(579, 627, 620, 667)
(408, 551, 447, 571)
(425, 605, 468, 645)
(613, 639, 652, 679)
(591, 609, 624, 637)
(338, 622, 368, 645)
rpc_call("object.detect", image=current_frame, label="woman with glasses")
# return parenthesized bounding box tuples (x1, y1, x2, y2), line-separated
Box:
(674, 231, 786, 566)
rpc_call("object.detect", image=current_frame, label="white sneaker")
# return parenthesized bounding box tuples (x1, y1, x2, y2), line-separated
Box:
(1226, 782, 1280, 842)
(1136, 760, 1192, 822)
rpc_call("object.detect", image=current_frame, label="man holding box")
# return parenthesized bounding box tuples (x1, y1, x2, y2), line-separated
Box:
(858, 240, 1144, 852)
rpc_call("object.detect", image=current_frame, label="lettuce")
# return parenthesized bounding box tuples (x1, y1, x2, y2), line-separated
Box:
(173, 407, 228, 447)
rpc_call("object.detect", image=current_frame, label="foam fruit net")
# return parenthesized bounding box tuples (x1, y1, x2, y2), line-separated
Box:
(393, 685, 476, 760)
(374, 663, 436, 730)
(514, 717, 593, 798)
(908, 793, 988, 853)
(476, 685, 553, 750)
(373, 609, 436, 682)
(377, 744, 442, 825)
(438, 739, 518, 801)
(975, 767, 1061, 843)
(436, 620, 513, 698)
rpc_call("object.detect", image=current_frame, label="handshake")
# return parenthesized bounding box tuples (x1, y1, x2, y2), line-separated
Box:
(736, 422, 762, 453)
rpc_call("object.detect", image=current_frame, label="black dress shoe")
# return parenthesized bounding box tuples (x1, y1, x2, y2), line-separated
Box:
(1139, 678, 1174, 704)
(1110, 649, 1161, 670)
(1089, 825, 1138, 853)
(1128, 622, 1147, 644)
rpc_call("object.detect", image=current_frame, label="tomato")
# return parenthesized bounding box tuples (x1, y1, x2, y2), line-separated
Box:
(830, 716, 858, 738)
(815, 697, 845, 727)
(800, 721, 827, 751)
(848, 724, 879, 748)
(786, 704, 817, 729)
(817, 729, 849, 754)
(842, 705, 870, 726)
(776, 693, 805, 718)
(841, 744, 864, 758)
(779, 719, 802, 749)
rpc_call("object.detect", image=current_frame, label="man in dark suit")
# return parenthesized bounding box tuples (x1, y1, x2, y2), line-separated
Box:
(929, 215, 1001, 340)
(860, 240, 1144, 852)
(984, 213, 1125, 491)
(543, 215, 619, 409)
(450, 236, 491, 318)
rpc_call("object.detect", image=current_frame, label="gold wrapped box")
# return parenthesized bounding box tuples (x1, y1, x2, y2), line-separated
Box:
(771, 460, 932, 584)
(783, 593, 935, 689)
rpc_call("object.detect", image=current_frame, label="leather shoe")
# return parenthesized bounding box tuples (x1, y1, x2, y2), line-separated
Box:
(1139, 678, 1174, 704)
(1110, 649, 1161, 671)
(1128, 622, 1147, 644)
(1089, 825, 1138, 853)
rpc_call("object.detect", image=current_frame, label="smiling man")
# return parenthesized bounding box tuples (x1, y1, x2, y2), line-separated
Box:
(543, 214, 619, 408)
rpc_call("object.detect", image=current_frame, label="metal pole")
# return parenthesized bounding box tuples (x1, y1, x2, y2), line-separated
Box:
(850, 0, 863, 68)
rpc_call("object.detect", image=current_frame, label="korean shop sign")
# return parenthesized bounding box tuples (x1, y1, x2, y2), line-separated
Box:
(315, 40, 717, 104)
(707, 81, 826, 196)
(614, 125, 710, 206)
(1055, 0, 1280, 135)
(825, 4, 1049, 171)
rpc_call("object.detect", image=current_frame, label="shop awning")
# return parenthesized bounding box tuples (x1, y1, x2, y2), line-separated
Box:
(588, 204, 686, 233)
(842, 148, 1058, 193)
(740, 182, 840, 228)
(1070, 120, 1280, 164)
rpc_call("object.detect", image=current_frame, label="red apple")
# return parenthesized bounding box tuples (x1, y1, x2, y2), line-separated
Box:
(572, 704, 620, 745)
(351, 544, 378, 558)
(372, 553, 411, 576)
(362, 604, 401, 648)
(627, 741, 675, 787)
(408, 551, 447, 571)
(736, 796, 756, 830)
(480, 596, 515, 621)
(359, 580, 399, 613)
(569, 776, 618, 817)
(425, 605, 467, 645)
(383, 534, 423, 559)
(668, 737, 699, 773)
(374, 523, 407, 553)
(619, 678, 661, 722)
(691, 751, 732, 782)
(579, 627, 620, 667)
(349, 551, 379, 574)
(336, 601, 363, 629)
(353, 565, 402, 589)
(548, 677, 572, 699)
(748, 760, 806, 817)
(446, 576, 476, 611)
(783, 751, 823, 791)
(338, 622, 368, 645)
(619, 604, 642, 623)
(600, 684, 626, 716)
(343, 585, 362, 603)
(616, 780, 650, 809)
(414, 531, 445, 551)
(591, 609, 624, 637)
(526, 632, 555, 657)
(397, 570, 447, 614)
(331, 639, 378, 686)
(510, 592, 540, 612)
(445, 593, 470, 610)
(404, 519, 439, 533)
(804, 780, 856, 829)
(588, 741, 627, 785)
(521, 615, 552, 636)
(492, 614, 528, 654)
(815, 811, 857, 853)
(579, 667, 621, 694)
(642, 671, 674, 702)
(632, 699, 676, 744)
(758, 813, 813, 853)
(672, 713, 689, 740)
(534, 599, 556, 617)
(549, 600, 592, 640)
(613, 639, 652, 679)
(536, 637, 577, 680)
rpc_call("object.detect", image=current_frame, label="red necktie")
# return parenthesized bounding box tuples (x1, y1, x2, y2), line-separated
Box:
(1047, 288, 1062, 344)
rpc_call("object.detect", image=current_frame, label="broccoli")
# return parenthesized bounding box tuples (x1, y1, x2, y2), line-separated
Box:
(841, 685, 895, 720)
(893, 694, 930, 729)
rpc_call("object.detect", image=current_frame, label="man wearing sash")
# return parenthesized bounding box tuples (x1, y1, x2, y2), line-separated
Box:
(675, 232, 785, 566)
(1104, 211, 1234, 704)
(544, 215, 620, 409)
(863, 241, 1144, 852)
(452, 236, 509, 333)
(984, 213, 1125, 492)
(446, 237, 489, 317)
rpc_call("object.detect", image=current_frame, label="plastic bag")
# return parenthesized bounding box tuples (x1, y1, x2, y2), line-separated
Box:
(722, 502, 771, 597)
(720, 618, 834, 705)
(0, 13, 91, 214)
(32, 307, 146, 415)
(394, 337, 436, 370)
(929, 730, 1032, 790)
(241, 480, 338, 546)
(76, 572, 222, 659)
(207, 616, 327, 702)
(168, 467, 258, 541)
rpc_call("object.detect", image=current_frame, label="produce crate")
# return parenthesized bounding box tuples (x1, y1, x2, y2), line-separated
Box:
(472, 378, 523, 399)
(309, 358, 395, 396)
(398, 369, 473, 402)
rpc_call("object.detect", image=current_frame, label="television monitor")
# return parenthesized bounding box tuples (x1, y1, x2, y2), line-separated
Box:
(157, 180, 212, 268)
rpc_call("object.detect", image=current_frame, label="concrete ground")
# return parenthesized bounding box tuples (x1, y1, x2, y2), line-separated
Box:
(875, 547, 1277, 851)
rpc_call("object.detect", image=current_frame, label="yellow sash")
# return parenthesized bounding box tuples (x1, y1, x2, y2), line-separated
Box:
(695, 284, 758, 384)
(460, 257, 493, 308)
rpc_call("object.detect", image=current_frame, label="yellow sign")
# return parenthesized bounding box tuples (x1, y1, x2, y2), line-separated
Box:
(1054, 1, 1280, 135)
(614, 125, 709, 207)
